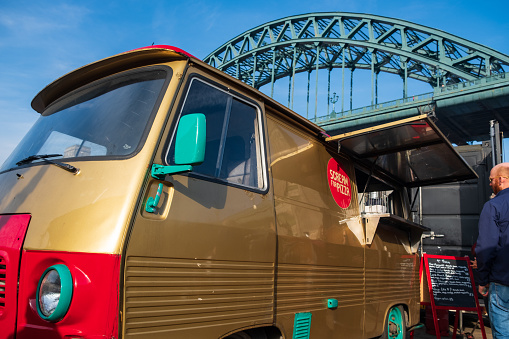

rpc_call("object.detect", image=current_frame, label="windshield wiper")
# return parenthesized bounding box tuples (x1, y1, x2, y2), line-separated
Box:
(16, 154, 80, 175)
(16, 154, 62, 165)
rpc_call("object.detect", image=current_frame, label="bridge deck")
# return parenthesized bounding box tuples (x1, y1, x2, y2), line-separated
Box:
(316, 72, 509, 144)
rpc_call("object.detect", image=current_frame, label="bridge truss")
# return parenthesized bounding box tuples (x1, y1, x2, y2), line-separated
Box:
(204, 12, 509, 121)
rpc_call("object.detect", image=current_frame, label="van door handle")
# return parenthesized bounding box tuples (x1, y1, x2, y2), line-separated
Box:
(145, 183, 163, 213)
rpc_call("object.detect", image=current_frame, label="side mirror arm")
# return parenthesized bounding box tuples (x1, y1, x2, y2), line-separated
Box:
(150, 164, 193, 180)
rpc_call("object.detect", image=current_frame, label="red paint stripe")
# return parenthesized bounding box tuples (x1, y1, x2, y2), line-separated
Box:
(16, 250, 120, 339)
(128, 44, 199, 60)
(0, 214, 31, 339)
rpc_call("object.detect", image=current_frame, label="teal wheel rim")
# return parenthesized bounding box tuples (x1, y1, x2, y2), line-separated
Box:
(387, 306, 404, 339)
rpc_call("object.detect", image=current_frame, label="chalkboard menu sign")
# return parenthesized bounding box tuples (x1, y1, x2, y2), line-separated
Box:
(421, 254, 487, 339)
(426, 257, 476, 308)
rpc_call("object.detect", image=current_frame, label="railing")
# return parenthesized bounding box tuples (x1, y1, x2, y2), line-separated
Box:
(437, 72, 507, 94)
(309, 92, 434, 123)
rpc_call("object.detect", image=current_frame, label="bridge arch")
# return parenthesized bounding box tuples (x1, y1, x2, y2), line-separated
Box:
(204, 12, 509, 119)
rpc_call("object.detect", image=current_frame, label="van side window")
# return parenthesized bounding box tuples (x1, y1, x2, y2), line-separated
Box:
(166, 78, 265, 190)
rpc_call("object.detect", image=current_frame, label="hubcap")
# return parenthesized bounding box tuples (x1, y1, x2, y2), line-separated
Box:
(387, 307, 403, 339)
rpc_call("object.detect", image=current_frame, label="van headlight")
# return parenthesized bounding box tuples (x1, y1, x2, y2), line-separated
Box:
(36, 264, 73, 321)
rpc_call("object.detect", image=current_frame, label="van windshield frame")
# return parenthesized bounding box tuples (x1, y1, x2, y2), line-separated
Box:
(1, 66, 171, 172)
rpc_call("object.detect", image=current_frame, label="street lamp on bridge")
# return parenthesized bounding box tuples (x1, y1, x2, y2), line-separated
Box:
(329, 92, 339, 118)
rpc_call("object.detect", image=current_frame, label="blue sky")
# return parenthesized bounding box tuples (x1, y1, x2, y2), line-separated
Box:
(1, 0, 509, 165)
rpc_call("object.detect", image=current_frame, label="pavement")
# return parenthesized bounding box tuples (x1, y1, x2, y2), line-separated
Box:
(410, 309, 492, 339)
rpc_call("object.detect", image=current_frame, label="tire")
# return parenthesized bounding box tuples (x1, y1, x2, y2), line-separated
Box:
(224, 328, 269, 339)
(381, 305, 407, 339)
(224, 333, 251, 339)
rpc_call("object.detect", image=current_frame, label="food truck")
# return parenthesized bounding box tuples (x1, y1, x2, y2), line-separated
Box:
(0, 45, 477, 339)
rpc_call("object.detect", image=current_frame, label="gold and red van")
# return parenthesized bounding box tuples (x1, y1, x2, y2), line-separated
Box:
(0, 45, 476, 338)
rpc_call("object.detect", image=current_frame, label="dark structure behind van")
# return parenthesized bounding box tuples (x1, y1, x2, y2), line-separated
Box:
(418, 142, 494, 257)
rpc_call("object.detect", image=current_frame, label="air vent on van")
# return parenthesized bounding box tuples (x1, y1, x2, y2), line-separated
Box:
(293, 312, 312, 339)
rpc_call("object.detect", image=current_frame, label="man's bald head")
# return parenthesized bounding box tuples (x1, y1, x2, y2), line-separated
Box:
(490, 163, 509, 195)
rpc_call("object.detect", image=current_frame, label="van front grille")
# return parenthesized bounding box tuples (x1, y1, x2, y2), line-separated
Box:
(0, 213, 31, 338)
(0, 257, 6, 308)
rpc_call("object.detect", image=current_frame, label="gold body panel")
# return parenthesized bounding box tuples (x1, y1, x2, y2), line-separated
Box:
(0, 49, 423, 338)
(267, 115, 420, 338)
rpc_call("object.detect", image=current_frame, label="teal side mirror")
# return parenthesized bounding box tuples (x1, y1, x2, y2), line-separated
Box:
(150, 113, 206, 180)
(175, 113, 206, 165)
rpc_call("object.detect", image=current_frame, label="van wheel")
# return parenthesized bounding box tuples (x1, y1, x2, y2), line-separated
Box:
(382, 305, 406, 339)
(224, 328, 269, 339)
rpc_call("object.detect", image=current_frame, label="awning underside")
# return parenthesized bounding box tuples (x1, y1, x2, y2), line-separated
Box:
(326, 115, 478, 187)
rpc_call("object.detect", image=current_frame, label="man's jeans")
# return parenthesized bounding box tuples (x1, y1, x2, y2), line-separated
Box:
(489, 282, 509, 339)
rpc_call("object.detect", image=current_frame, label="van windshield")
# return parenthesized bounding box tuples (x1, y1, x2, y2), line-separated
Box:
(1, 68, 168, 172)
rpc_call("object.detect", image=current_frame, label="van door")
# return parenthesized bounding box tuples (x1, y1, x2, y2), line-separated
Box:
(122, 75, 276, 339)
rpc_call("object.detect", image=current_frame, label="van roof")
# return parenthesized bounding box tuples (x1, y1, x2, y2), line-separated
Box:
(31, 45, 193, 113)
(32, 44, 324, 136)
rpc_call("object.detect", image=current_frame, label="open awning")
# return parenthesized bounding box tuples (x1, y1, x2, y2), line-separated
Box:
(326, 114, 478, 187)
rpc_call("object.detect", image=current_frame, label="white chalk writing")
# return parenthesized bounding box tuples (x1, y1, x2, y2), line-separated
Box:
(427, 258, 476, 308)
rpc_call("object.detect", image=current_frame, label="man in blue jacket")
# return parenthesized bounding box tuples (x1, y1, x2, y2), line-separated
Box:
(477, 162, 509, 338)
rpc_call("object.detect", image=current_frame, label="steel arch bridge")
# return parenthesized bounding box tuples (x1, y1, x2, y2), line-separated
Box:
(204, 12, 509, 130)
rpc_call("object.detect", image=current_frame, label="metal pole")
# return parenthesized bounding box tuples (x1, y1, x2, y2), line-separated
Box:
(291, 45, 297, 110)
(350, 68, 354, 111)
(315, 44, 320, 120)
(306, 70, 311, 119)
(271, 48, 276, 98)
(371, 49, 375, 106)
(341, 47, 345, 113)
(327, 67, 331, 114)
(288, 72, 292, 107)
(375, 71, 379, 105)
(252, 54, 257, 88)
(490, 120, 503, 167)
(419, 187, 423, 225)
(490, 120, 496, 168)
(403, 57, 408, 98)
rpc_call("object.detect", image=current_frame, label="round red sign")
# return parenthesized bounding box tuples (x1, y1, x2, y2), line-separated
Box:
(327, 158, 351, 208)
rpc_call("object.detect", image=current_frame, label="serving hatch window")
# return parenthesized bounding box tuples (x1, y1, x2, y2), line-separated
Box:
(166, 78, 266, 190)
(1, 67, 169, 172)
